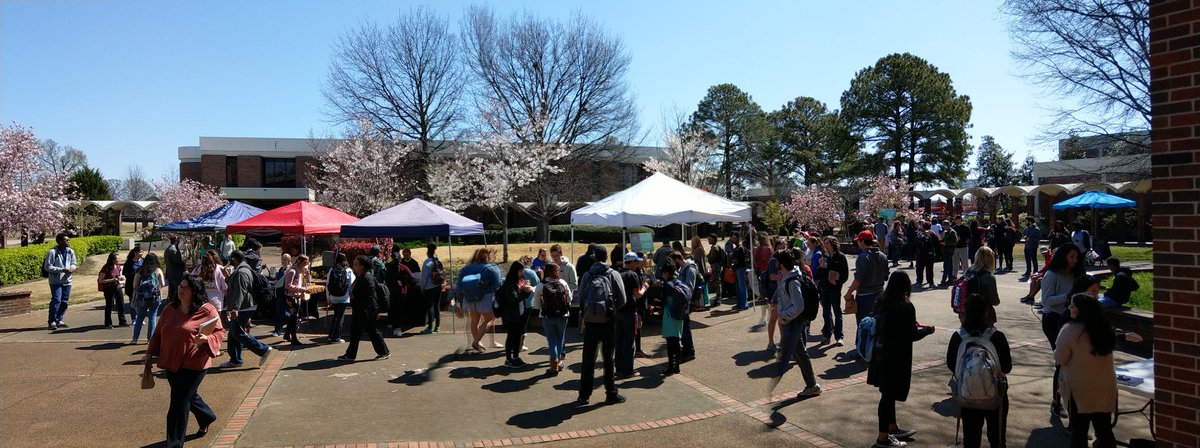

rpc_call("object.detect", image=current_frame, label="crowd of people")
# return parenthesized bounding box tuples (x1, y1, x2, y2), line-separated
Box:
(41, 211, 1145, 447)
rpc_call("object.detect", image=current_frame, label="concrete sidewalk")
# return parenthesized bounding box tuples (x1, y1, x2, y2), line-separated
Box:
(0, 261, 1156, 447)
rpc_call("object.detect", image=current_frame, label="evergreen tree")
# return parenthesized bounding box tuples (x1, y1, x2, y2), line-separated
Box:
(841, 53, 973, 186)
(689, 83, 765, 198)
(975, 135, 1016, 187)
(66, 167, 112, 200)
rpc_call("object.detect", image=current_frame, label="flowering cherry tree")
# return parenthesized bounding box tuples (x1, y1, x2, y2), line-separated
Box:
(642, 127, 717, 189)
(862, 175, 913, 216)
(0, 123, 68, 247)
(315, 119, 419, 217)
(428, 117, 569, 261)
(152, 177, 225, 263)
(783, 186, 843, 234)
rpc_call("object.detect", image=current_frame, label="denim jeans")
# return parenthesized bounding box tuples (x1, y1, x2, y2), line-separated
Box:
(328, 303, 348, 340)
(1024, 246, 1038, 275)
(614, 312, 637, 375)
(681, 314, 695, 357)
(227, 311, 270, 365)
(941, 252, 955, 284)
(132, 299, 161, 343)
(423, 287, 441, 329)
(48, 283, 72, 324)
(854, 291, 880, 329)
(735, 267, 748, 309)
(165, 368, 215, 448)
(819, 286, 843, 340)
(775, 318, 817, 388)
(541, 316, 568, 361)
(273, 289, 289, 335)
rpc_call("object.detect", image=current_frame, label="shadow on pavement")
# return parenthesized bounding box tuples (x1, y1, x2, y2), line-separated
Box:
(506, 401, 603, 429)
(817, 358, 866, 380)
(287, 359, 348, 371)
(930, 396, 957, 418)
(732, 349, 773, 366)
(51, 324, 108, 334)
(482, 369, 554, 393)
(76, 342, 129, 350)
(1025, 426, 1070, 447)
(0, 326, 48, 334)
(389, 352, 461, 386)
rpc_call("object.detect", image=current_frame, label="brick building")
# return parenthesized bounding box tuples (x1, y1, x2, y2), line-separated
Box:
(178, 136, 664, 226)
(1149, 1, 1200, 446)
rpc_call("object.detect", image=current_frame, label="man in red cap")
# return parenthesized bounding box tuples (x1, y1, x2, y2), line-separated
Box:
(843, 230, 890, 354)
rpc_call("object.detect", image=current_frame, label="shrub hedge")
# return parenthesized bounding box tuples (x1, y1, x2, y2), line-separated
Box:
(452, 225, 654, 245)
(0, 235, 123, 286)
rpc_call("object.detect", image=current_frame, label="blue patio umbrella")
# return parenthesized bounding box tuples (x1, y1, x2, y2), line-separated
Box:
(1052, 190, 1136, 237)
(1052, 190, 1136, 210)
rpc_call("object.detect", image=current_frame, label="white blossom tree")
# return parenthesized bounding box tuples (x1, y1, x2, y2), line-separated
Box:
(0, 124, 68, 247)
(429, 116, 568, 261)
(314, 120, 419, 217)
(642, 126, 718, 189)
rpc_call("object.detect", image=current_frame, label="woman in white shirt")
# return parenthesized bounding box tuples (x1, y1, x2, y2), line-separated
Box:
(194, 250, 227, 312)
(326, 253, 354, 343)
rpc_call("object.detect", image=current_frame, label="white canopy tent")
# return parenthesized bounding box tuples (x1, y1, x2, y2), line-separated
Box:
(570, 172, 752, 227)
(570, 172, 761, 318)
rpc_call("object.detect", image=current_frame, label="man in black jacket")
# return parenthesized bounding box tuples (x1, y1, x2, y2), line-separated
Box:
(1099, 258, 1140, 309)
(164, 235, 186, 303)
(221, 250, 273, 369)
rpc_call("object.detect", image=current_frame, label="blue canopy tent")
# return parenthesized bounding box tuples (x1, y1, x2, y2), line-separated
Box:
(157, 201, 266, 232)
(340, 198, 484, 337)
(1053, 190, 1137, 241)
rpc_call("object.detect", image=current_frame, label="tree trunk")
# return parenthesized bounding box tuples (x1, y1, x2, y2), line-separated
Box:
(502, 205, 510, 263)
(537, 217, 550, 243)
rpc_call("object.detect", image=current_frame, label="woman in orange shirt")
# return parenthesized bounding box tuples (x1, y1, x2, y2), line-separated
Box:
(146, 274, 225, 447)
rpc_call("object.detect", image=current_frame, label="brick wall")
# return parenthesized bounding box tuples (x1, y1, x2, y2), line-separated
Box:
(0, 291, 31, 317)
(179, 161, 201, 183)
(199, 155, 225, 188)
(236, 156, 263, 188)
(1150, 1, 1200, 446)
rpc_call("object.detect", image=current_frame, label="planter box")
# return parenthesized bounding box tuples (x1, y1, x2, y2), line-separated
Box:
(0, 290, 32, 317)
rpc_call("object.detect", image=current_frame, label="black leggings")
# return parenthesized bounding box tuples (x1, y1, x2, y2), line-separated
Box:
(1042, 311, 1067, 405)
(878, 392, 896, 433)
(1069, 398, 1115, 448)
(505, 310, 529, 361)
(665, 336, 681, 371)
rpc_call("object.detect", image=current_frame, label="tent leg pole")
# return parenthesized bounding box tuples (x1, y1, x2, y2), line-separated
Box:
(622, 228, 627, 258)
(449, 236, 454, 335)
(570, 225, 575, 262)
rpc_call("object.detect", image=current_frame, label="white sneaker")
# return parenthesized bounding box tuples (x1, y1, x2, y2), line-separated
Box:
(835, 339, 845, 347)
(393, 329, 404, 337)
(797, 384, 822, 398)
(258, 346, 273, 367)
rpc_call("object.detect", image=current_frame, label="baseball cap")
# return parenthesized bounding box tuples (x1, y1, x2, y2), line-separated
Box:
(854, 230, 876, 242)
(623, 252, 643, 263)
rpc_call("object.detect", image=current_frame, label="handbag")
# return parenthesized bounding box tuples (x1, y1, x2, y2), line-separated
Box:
(140, 360, 155, 389)
(844, 293, 858, 314)
(722, 267, 735, 284)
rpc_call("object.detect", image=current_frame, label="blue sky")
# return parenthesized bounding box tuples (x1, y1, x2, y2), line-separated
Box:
(2, 1, 1052, 181)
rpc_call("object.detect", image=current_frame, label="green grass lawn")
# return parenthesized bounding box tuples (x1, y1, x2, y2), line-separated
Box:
(1102, 271, 1153, 312)
(1107, 246, 1152, 262)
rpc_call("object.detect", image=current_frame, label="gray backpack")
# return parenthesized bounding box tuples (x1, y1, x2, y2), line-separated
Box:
(580, 268, 614, 323)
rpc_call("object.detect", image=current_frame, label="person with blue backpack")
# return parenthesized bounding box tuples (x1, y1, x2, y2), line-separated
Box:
(866, 271, 935, 448)
(947, 294, 1012, 448)
(130, 253, 166, 345)
(456, 248, 503, 353)
(844, 230, 889, 355)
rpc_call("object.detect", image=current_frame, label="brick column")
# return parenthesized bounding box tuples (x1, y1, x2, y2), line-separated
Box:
(1150, 2, 1200, 446)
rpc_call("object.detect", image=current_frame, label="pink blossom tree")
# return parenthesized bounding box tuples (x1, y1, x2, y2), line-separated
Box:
(152, 177, 225, 263)
(783, 186, 843, 234)
(314, 119, 419, 217)
(862, 175, 913, 217)
(0, 123, 68, 247)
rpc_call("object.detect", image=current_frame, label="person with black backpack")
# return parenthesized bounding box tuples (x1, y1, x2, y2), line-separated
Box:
(220, 250, 273, 369)
(338, 255, 390, 361)
(326, 253, 354, 343)
(536, 263, 572, 375)
(946, 294, 1012, 448)
(576, 245, 627, 405)
(766, 249, 822, 399)
(419, 243, 446, 334)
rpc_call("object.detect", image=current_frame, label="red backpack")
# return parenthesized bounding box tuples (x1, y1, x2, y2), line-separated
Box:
(950, 271, 979, 314)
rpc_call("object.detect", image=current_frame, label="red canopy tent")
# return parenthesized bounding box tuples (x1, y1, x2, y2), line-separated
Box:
(225, 201, 358, 236)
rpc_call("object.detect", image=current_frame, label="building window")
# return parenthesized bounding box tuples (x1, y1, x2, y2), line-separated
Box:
(621, 164, 637, 188)
(262, 158, 296, 188)
(225, 156, 238, 187)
